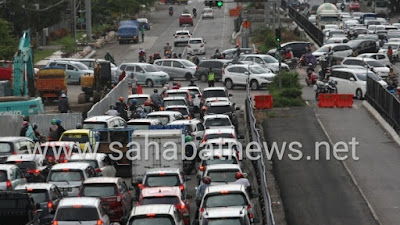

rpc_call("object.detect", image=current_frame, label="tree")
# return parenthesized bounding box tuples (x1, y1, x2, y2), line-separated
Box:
(0, 19, 17, 60)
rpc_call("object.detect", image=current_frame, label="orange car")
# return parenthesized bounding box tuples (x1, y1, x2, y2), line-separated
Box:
(137, 186, 191, 225)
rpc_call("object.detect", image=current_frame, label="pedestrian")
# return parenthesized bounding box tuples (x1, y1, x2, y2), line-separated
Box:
(235, 172, 252, 194)
(20, 121, 28, 137)
(56, 119, 66, 140)
(119, 71, 126, 82)
(116, 97, 128, 120)
(105, 105, 119, 116)
(131, 74, 138, 94)
(25, 122, 38, 142)
(140, 25, 145, 42)
(207, 68, 215, 87)
(104, 51, 115, 65)
(58, 93, 70, 113)
(193, 55, 200, 65)
(48, 119, 59, 141)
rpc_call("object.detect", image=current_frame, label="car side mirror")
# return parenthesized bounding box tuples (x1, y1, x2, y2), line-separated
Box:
(244, 72, 250, 76)
(350, 77, 355, 81)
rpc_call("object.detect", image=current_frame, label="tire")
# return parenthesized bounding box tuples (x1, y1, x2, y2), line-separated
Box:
(356, 88, 363, 100)
(200, 74, 207, 82)
(250, 80, 259, 90)
(146, 79, 154, 87)
(174, 42, 178, 47)
(185, 73, 192, 80)
(225, 79, 234, 89)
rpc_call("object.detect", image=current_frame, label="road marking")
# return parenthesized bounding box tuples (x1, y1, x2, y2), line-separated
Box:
(305, 100, 309, 106)
(313, 107, 383, 225)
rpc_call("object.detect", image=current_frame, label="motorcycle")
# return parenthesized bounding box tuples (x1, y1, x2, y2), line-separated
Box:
(314, 80, 338, 100)
(139, 53, 146, 62)
(298, 53, 316, 68)
(193, 11, 197, 18)
(284, 58, 298, 69)
(306, 65, 318, 86)
(169, 10, 173, 16)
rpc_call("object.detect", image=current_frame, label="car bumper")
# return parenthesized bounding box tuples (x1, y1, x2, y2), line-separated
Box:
(174, 39, 190, 43)
(188, 48, 205, 54)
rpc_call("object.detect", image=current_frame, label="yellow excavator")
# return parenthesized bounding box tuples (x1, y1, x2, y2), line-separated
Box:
(78, 59, 112, 103)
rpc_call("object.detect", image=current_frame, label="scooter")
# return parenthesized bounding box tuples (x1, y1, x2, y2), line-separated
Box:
(169, 10, 173, 16)
(193, 11, 197, 18)
(314, 80, 338, 100)
(305, 66, 318, 86)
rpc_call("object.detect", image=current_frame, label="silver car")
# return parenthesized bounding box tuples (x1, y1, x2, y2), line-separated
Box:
(154, 59, 196, 80)
(0, 164, 26, 190)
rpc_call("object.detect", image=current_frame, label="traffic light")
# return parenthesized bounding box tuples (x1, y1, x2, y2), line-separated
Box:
(217, 1, 223, 8)
(275, 28, 281, 42)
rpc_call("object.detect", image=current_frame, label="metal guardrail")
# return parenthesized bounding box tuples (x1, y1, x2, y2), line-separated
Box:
(245, 81, 275, 225)
(365, 76, 400, 133)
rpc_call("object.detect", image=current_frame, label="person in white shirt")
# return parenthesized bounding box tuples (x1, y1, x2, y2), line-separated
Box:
(105, 105, 119, 116)
(235, 172, 251, 193)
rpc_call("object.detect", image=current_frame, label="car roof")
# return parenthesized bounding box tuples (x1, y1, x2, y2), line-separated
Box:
(201, 148, 237, 156)
(146, 167, 181, 174)
(205, 184, 246, 194)
(205, 164, 241, 171)
(0, 137, 33, 142)
(163, 96, 187, 100)
(15, 183, 56, 190)
(141, 186, 182, 198)
(166, 89, 189, 93)
(69, 153, 106, 161)
(168, 119, 201, 125)
(127, 119, 160, 124)
(189, 37, 203, 40)
(203, 206, 248, 219)
(51, 162, 92, 170)
(6, 154, 44, 162)
(147, 111, 182, 116)
(59, 197, 100, 207)
(332, 67, 372, 73)
(208, 101, 232, 106)
(181, 13, 192, 16)
(165, 105, 189, 109)
(84, 116, 122, 122)
(343, 56, 375, 61)
(121, 62, 151, 66)
(130, 204, 175, 217)
(203, 87, 227, 91)
(204, 138, 239, 144)
(128, 94, 150, 98)
(176, 30, 190, 33)
(180, 86, 201, 91)
(83, 177, 120, 184)
(204, 114, 230, 119)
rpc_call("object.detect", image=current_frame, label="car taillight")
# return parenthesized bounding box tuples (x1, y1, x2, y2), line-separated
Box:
(199, 166, 205, 171)
(48, 201, 53, 210)
(28, 169, 40, 175)
(95, 168, 101, 173)
(196, 66, 199, 70)
(11, 151, 16, 155)
(179, 184, 184, 191)
(97, 219, 104, 225)
(250, 213, 254, 218)
(176, 203, 185, 210)
(52, 220, 58, 225)
(248, 204, 251, 209)
(6, 180, 11, 189)
(200, 208, 204, 212)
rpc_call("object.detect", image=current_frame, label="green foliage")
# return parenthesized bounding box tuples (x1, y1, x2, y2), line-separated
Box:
(0, 19, 17, 60)
(61, 37, 77, 57)
(270, 71, 302, 91)
(269, 71, 304, 107)
(279, 88, 302, 98)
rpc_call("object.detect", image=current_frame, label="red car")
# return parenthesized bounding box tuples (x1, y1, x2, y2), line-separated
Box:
(179, 14, 194, 26)
(38, 141, 80, 164)
(349, 1, 360, 11)
(137, 186, 191, 225)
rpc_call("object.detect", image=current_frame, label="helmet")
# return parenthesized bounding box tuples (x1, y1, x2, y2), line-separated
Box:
(56, 119, 61, 125)
(190, 79, 195, 84)
(185, 135, 192, 142)
(235, 172, 243, 179)
(51, 119, 57, 125)
(203, 176, 211, 184)
(76, 123, 82, 129)
(308, 63, 313, 67)
(215, 49, 219, 52)
(144, 100, 151, 106)
(22, 121, 29, 127)
(119, 97, 124, 102)
(132, 99, 137, 105)
(154, 89, 158, 93)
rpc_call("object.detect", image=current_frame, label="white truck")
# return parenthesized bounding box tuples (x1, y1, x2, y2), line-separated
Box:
(316, 3, 340, 30)
(131, 129, 184, 189)
(374, 0, 389, 18)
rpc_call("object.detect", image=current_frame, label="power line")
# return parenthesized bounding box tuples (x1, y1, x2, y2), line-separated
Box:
(23, 0, 66, 12)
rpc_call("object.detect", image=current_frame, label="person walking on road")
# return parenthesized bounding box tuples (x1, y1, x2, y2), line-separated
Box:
(58, 94, 70, 113)
(208, 68, 215, 87)
(56, 119, 66, 141)
(140, 25, 145, 42)
(20, 121, 28, 137)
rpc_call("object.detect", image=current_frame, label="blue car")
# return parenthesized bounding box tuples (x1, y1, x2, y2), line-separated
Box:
(137, 18, 150, 30)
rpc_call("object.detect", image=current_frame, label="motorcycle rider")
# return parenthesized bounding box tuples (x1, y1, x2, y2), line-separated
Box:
(172, 52, 178, 58)
(213, 49, 222, 59)
(169, 6, 173, 15)
(183, 135, 195, 174)
(138, 48, 146, 62)
(150, 89, 162, 111)
(148, 54, 154, 64)
(154, 52, 161, 60)
(285, 48, 293, 60)
(104, 51, 115, 65)
(192, 7, 197, 17)
(164, 43, 172, 55)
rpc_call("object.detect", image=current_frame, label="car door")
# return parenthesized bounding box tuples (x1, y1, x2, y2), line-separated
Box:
(66, 63, 80, 83)
(162, 60, 173, 78)
(330, 71, 345, 93)
(134, 65, 146, 83)
(346, 72, 358, 95)
(12, 167, 26, 188)
(173, 61, 185, 79)
(226, 66, 241, 84)
(119, 180, 132, 212)
(193, 123, 205, 142)
(237, 67, 249, 85)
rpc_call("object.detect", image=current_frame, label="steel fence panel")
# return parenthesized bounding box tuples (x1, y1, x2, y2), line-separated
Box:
(30, 113, 83, 137)
(0, 115, 24, 136)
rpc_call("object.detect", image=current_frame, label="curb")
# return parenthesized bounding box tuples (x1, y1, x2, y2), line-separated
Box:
(85, 50, 97, 59)
(362, 100, 400, 147)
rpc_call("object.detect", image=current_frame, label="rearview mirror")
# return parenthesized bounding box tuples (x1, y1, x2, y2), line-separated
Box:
(350, 77, 355, 81)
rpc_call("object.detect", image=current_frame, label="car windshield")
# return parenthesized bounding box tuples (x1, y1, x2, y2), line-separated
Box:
(163, 100, 186, 107)
(75, 63, 89, 70)
(0, 171, 7, 182)
(166, 107, 188, 116)
(167, 92, 187, 98)
(29, 191, 49, 203)
(49, 170, 84, 182)
(204, 193, 247, 207)
(347, 40, 363, 48)
(69, 159, 99, 168)
(129, 216, 174, 225)
(206, 218, 243, 225)
(83, 122, 107, 129)
(316, 47, 329, 52)
(143, 65, 159, 72)
(6, 161, 36, 171)
(358, 72, 381, 81)
(190, 39, 203, 44)
(203, 90, 227, 98)
(60, 134, 89, 143)
(141, 196, 180, 205)
(261, 56, 277, 63)
(146, 115, 170, 125)
(181, 60, 196, 67)
(207, 105, 231, 114)
(55, 207, 99, 221)
(250, 66, 268, 74)
(0, 143, 12, 153)
(81, 184, 117, 197)
(205, 118, 232, 127)
(145, 175, 180, 187)
(207, 170, 239, 182)
(366, 61, 384, 67)
(129, 97, 148, 105)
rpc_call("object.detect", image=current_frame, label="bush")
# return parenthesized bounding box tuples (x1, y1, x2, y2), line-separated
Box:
(280, 88, 302, 98)
(61, 37, 77, 57)
(269, 71, 304, 107)
(270, 71, 302, 91)
(273, 95, 304, 107)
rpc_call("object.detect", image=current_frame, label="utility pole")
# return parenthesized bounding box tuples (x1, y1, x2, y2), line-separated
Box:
(277, 0, 282, 90)
(72, 0, 76, 41)
(85, 0, 92, 40)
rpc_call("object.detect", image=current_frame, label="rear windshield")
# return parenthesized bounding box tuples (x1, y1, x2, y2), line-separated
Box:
(203, 90, 227, 99)
(69, 159, 99, 168)
(127, 124, 151, 130)
(129, 216, 174, 225)
(60, 134, 89, 143)
(146, 115, 170, 125)
(29, 190, 49, 203)
(0, 143, 12, 153)
(166, 107, 188, 116)
(207, 218, 244, 225)
(145, 175, 180, 187)
(204, 193, 247, 208)
(207, 106, 231, 114)
(166, 92, 187, 98)
(189, 39, 202, 44)
(141, 196, 180, 205)
(55, 207, 99, 221)
(163, 99, 186, 107)
(205, 118, 232, 127)
(203, 158, 237, 166)
(129, 97, 148, 106)
(0, 170, 7, 182)
(83, 122, 107, 130)
(205, 133, 234, 140)
(81, 184, 117, 197)
(6, 161, 36, 171)
(49, 170, 84, 182)
(207, 169, 239, 182)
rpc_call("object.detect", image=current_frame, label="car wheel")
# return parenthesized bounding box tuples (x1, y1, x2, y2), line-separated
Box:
(146, 79, 154, 87)
(225, 79, 234, 89)
(356, 88, 363, 100)
(174, 42, 177, 47)
(250, 80, 259, 90)
(200, 74, 207, 82)
(185, 73, 192, 80)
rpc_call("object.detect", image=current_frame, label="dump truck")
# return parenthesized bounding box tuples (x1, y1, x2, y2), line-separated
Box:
(36, 67, 66, 102)
(117, 20, 139, 44)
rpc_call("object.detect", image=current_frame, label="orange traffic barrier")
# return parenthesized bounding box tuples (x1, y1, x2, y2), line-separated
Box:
(318, 94, 336, 108)
(137, 85, 143, 94)
(335, 94, 353, 108)
(254, 95, 273, 109)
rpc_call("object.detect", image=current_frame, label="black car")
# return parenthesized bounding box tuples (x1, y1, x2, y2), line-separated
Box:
(268, 41, 311, 58)
(0, 191, 41, 225)
(194, 59, 231, 82)
(347, 39, 379, 56)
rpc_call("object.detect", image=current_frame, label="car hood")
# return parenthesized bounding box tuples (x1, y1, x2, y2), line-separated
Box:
(372, 67, 390, 73)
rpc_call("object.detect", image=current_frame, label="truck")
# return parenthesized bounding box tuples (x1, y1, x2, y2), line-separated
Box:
(0, 191, 41, 225)
(374, 0, 389, 18)
(79, 60, 112, 103)
(36, 67, 66, 102)
(316, 3, 340, 30)
(117, 20, 139, 44)
(131, 128, 184, 190)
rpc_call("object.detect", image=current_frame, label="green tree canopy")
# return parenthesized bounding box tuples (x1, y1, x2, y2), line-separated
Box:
(0, 19, 17, 60)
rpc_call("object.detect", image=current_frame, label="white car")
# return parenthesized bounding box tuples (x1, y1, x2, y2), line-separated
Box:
(174, 30, 192, 47)
(329, 67, 387, 99)
(379, 42, 400, 61)
(325, 37, 349, 44)
(202, 128, 238, 143)
(0, 164, 26, 190)
(202, 7, 214, 19)
(169, 119, 205, 143)
(238, 54, 289, 73)
(146, 111, 185, 125)
(201, 164, 242, 185)
(223, 64, 275, 90)
(312, 44, 353, 59)
(187, 37, 206, 55)
(341, 57, 390, 78)
(68, 153, 116, 177)
(357, 53, 391, 67)
(203, 114, 235, 130)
